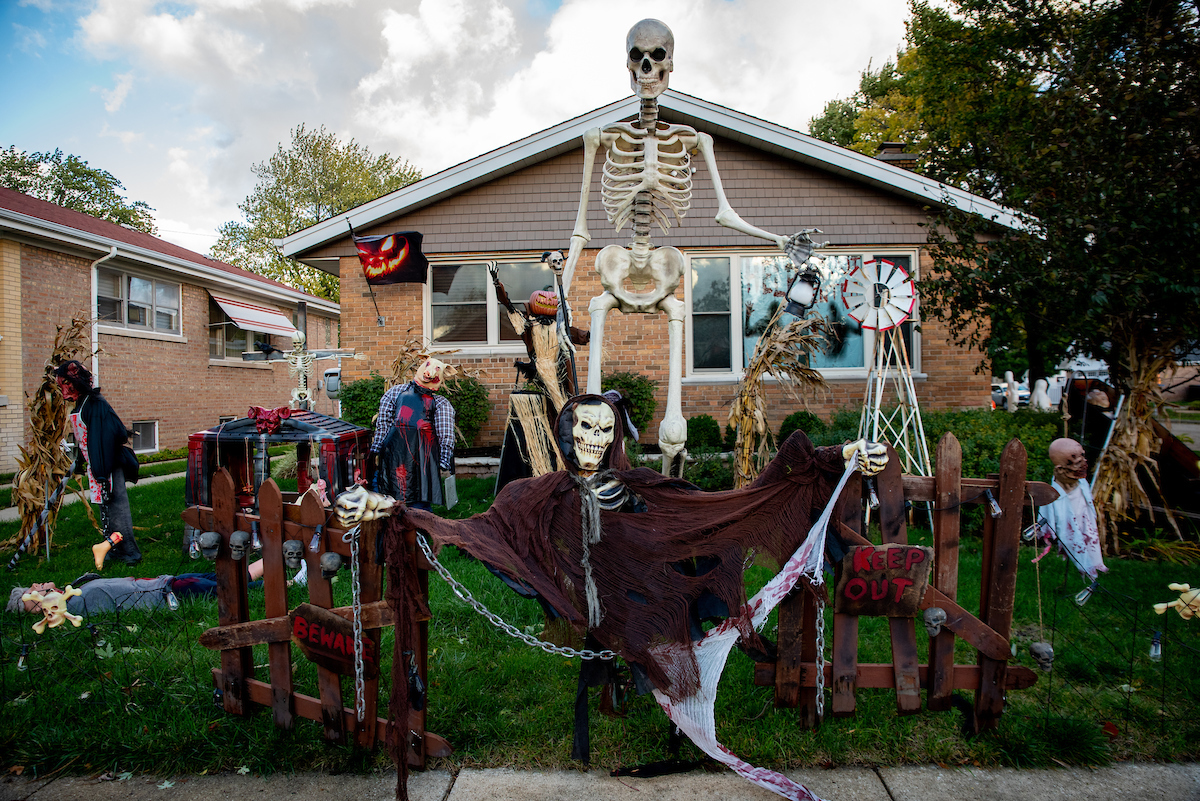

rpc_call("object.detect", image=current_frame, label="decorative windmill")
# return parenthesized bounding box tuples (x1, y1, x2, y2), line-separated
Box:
(843, 258, 933, 489)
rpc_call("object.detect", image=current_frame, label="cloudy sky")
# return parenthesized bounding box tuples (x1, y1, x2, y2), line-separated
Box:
(2, 0, 913, 254)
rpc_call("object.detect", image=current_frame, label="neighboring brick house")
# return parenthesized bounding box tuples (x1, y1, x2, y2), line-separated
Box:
(282, 91, 1016, 450)
(0, 188, 341, 473)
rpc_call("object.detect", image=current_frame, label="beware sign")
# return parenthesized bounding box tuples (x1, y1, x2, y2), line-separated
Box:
(290, 602, 379, 678)
(833, 544, 933, 617)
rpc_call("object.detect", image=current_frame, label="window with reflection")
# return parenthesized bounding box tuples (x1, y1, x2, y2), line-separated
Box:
(97, 267, 180, 334)
(429, 260, 557, 345)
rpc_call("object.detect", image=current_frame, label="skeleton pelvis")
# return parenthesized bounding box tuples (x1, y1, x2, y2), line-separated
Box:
(595, 244, 685, 314)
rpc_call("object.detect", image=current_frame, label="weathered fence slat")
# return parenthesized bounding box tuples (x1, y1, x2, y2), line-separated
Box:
(928, 432, 962, 710)
(299, 490, 345, 743)
(213, 467, 252, 716)
(877, 445, 921, 715)
(259, 479, 295, 729)
(831, 471, 862, 718)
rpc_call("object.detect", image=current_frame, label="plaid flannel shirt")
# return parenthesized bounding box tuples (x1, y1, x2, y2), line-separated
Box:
(369, 382, 455, 471)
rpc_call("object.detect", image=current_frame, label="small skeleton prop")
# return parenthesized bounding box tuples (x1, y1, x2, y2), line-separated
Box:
(228, 530, 251, 561)
(1154, 583, 1200, 619)
(334, 484, 397, 528)
(923, 606, 947, 638)
(564, 19, 823, 476)
(320, 551, 343, 581)
(283, 539, 305, 571)
(288, 330, 317, 409)
(1029, 641, 1055, 672)
(22, 586, 83, 635)
(199, 531, 221, 560)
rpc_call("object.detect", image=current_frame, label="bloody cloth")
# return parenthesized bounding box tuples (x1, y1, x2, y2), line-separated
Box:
(389, 430, 843, 701)
(377, 386, 444, 508)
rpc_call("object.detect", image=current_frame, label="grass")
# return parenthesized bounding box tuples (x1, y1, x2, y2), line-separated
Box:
(2, 471, 1199, 779)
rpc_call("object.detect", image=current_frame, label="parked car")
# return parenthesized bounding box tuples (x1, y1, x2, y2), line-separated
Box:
(991, 379, 1030, 409)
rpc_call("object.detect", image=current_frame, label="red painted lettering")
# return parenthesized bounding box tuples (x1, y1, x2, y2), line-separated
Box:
(871, 578, 890, 600)
(905, 549, 926, 570)
(891, 578, 914, 602)
(294, 617, 307, 640)
(853, 546, 874, 573)
(333, 633, 345, 654)
(871, 551, 886, 571)
(320, 626, 336, 649)
(845, 578, 868, 601)
(887, 548, 903, 569)
(308, 622, 320, 643)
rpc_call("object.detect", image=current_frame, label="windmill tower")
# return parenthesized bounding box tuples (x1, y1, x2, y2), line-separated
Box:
(842, 259, 933, 483)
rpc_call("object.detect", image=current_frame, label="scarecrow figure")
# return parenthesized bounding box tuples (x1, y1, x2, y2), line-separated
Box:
(369, 356, 457, 511)
(53, 360, 142, 566)
(1037, 437, 1107, 579)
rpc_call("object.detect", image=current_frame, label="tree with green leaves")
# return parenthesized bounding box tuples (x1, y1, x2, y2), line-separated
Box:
(212, 125, 420, 302)
(1, 146, 157, 234)
(808, 52, 922, 157)
(908, 0, 1199, 549)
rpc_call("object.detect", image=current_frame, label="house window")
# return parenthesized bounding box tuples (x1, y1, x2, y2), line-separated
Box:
(218, 415, 237, 424)
(97, 267, 180, 334)
(429, 260, 555, 345)
(129, 420, 158, 453)
(209, 298, 270, 359)
(686, 250, 918, 376)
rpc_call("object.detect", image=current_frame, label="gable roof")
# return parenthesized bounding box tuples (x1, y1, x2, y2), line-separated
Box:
(0, 188, 338, 314)
(281, 89, 1022, 268)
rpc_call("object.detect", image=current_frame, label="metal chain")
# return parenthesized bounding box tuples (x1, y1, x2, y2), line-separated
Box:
(814, 593, 826, 721)
(343, 525, 366, 722)
(416, 533, 617, 660)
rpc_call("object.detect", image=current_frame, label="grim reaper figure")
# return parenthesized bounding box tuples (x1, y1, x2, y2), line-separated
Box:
(336, 394, 885, 801)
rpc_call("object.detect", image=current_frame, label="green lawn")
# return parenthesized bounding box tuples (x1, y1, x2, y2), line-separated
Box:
(1, 471, 1198, 778)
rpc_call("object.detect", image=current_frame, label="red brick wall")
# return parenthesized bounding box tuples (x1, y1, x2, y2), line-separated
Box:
(19, 243, 341, 452)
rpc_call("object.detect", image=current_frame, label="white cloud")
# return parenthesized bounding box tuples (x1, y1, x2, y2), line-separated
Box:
(97, 122, 143, 146)
(101, 71, 134, 112)
(12, 23, 47, 54)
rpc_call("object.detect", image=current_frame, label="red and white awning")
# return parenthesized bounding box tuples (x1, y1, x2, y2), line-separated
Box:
(210, 294, 298, 336)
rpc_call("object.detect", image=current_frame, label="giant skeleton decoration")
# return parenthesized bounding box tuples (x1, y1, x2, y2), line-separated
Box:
(563, 19, 824, 475)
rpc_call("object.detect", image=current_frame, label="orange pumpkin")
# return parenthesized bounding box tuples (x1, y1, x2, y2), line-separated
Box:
(527, 289, 558, 317)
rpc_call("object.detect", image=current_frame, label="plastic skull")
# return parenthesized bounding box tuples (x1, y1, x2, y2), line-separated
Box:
(320, 551, 343, 581)
(291, 329, 306, 350)
(626, 19, 673, 100)
(228, 530, 251, 561)
(572, 400, 616, 474)
(542, 249, 565, 274)
(199, 531, 221, 560)
(283, 539, 305, 571)
(923, 607, 947, 638)
(1030, 641, 1055, 672)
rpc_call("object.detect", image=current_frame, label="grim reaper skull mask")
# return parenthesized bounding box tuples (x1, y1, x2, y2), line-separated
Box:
(627, 19, 674, 100)
(571, 401, 616, 474)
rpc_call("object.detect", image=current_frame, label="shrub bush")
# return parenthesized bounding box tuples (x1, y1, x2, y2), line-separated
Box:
(923, 407, 1061, 482)
(686, 446, 734, 491)
(339, 372, 387, 429)
(778, 410, 826, 443)
(442, 374, 491, 447)
(687, 414, 724, 449)
(601, 372, 657, 435)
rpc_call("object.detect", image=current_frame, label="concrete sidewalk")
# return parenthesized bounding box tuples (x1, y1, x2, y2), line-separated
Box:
(2, 763, 1197, 801)
(0, 472, 185, 524)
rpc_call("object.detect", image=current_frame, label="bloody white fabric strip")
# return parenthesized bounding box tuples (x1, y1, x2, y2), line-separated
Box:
(649, 457, 861, 801)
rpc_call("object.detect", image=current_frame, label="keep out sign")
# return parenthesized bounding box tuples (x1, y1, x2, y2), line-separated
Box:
(833, 543, 934, 617)
(290, 602, 379, 678)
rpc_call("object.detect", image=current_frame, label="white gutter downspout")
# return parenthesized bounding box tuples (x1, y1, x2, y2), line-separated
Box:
(89, 246, 118, 383)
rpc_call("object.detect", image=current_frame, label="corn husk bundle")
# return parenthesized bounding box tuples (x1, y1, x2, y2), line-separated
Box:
(5, 317, 94, 558)
(728, 307, 828, 488)
(387, 332, 436, 389)
(1091, 338, 1180, 555)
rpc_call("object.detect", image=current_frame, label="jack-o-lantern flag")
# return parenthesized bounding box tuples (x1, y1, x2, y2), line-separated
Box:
(353, 230, 428, 285)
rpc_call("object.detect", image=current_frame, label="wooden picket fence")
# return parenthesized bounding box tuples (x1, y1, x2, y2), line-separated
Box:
(756, 434, 1054, 731)
(184, 467, 449, 766)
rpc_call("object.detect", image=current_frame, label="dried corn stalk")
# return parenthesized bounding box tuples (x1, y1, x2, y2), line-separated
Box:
(1091, 334, 1180, 555)
(6, 317, 94, 558)
(386, 331, 434, 389)
(728, 306, 827, 488)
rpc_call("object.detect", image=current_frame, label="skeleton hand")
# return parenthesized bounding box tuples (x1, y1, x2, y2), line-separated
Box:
(486, 260, 500, 286)
(842, 439, 888, 475)
(334, 484, 397, 528)
(782, 229, 823, 267)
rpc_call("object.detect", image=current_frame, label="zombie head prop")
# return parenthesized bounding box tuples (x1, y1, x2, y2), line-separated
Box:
(626, 19, 674, 100)
(1049, 438, 1088, 491)
(1030, 641, 1055, 672)
(923, 606, 947, 638)
(53, 360, 93, 401)
(283, 540, 304, 571)
(199, 531, 221, 560)
(320, 551, 343, 581)
(414, 357, 456, 392)
(555, 395, 628, 475)
(228, 530, 251, 561)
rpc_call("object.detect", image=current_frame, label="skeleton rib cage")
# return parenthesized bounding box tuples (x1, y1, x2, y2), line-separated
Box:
(600, 121, 694, 237)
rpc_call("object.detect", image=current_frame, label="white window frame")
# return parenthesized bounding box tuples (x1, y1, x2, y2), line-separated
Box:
(208, 297, 271, 361)
(95, 266, 182, 336)
(682, 248, 921, 381)
(422, 256, 553, 355)
(129, 420, 158, 454)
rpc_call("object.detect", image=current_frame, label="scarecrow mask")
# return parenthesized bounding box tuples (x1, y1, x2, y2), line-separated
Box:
(415, 357, 455, 392)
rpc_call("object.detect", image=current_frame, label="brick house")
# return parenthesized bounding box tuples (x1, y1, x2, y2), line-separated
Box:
(0, 188, 341, 473)
(282, 91, 1016, 450)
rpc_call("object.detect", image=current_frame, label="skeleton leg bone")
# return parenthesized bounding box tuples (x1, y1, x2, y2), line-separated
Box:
(659, 295, 687, 476)
(586, 292, 620, 395)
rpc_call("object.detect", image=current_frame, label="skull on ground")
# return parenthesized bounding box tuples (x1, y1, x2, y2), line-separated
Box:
(572, 400, 616, 474)
(626, 19, 673, 100)
(1030, 641, 1055, 672)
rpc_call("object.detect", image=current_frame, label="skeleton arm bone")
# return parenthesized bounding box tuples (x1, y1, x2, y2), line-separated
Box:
(693, 132, 789, 249)
(562, 128, 609, 295)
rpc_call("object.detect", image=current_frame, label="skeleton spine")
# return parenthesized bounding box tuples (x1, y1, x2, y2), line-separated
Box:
(630, 98, 660, 271)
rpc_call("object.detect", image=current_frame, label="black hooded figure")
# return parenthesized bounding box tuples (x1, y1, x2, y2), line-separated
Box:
(53, 360, 141, 565)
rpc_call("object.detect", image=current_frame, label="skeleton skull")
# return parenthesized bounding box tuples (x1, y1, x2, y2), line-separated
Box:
(283, 539, 304, 571)
(1030, 641, 1055, 672)
(291, 330, 306, 350)
(572, 401, 616, 474)
(923, 607, 947, 638)
(199, 531, 221, 560)
(542, 250, 565, 275)
(320, 551, 343, 581)
(626, 19, 674, 100)
(228, 530, 251, 561)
